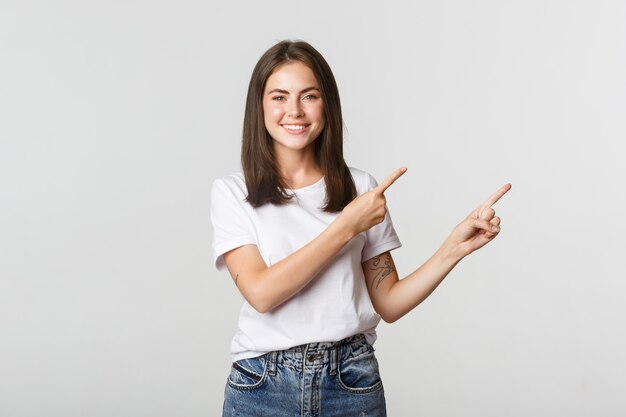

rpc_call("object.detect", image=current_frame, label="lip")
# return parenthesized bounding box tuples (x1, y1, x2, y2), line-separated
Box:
(281, 124, 310, 135)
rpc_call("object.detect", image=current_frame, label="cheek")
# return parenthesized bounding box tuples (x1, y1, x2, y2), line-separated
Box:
(263, 105, 283, 123)
(312, 105, 325, 126)
(307, 105, 324, 123)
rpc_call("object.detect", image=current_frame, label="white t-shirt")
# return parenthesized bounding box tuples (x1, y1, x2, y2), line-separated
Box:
(210, 167, 402, 361)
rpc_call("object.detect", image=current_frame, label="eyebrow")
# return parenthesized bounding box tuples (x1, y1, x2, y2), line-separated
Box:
(266, 86, 320, 95)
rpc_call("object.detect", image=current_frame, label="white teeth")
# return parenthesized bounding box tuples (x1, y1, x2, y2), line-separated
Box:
(283, 124, 306, 130)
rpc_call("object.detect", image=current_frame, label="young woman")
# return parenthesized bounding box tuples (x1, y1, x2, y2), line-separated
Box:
(210, 39, 511, 416)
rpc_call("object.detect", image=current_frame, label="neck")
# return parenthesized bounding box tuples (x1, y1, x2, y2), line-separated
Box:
(274, 147, 322, 182)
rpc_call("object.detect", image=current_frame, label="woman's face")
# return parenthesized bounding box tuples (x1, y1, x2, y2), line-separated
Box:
(262, 61, 325, 155)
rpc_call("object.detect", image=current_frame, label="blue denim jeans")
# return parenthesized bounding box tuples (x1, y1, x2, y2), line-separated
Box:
(222, 333, 387, 416)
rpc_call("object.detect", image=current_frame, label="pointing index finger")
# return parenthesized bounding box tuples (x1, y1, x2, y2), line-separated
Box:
(374, 167, 407, 194)
(480, 183, 512, 209)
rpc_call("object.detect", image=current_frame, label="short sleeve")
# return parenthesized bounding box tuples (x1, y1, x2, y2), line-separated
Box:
(361, 173, 402, 263)
(210, 177, 257, 271)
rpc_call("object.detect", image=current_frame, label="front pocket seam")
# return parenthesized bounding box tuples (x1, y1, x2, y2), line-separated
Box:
(336, 348, 383, 394)
(227, 358, 268, 391)
(232, 362, 262, 382)
(336, 373, 383, 394)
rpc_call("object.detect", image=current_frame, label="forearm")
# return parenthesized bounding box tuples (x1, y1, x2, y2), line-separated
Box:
(252, 217, 355, 312)
(383, 241, 464, 322)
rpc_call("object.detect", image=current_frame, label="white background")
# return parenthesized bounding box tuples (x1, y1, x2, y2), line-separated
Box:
(1, 1, 625, 416)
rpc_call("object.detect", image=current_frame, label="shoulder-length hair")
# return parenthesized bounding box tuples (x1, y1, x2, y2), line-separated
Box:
(241, 39, 356, 212)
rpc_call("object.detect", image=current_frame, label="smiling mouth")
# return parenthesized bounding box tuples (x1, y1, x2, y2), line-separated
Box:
(281, 124, 310, 133)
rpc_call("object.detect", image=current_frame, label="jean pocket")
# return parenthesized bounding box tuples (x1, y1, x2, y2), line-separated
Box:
(227, 355, 268, 391)
(337, 346, 383, 394)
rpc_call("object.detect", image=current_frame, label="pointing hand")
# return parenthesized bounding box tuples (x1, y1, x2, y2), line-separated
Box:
(446, 183, 512, 258)
(340, 167, 407, 236)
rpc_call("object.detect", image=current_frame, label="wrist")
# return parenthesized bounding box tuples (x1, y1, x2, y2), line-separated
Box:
(330, 214, 358, 242)
(437, 238, 466, 266)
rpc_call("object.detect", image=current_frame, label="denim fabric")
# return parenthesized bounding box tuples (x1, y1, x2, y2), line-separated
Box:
(222, 333, 386, 417)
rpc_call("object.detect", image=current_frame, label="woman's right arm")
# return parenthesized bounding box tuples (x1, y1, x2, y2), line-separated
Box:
(222, 167, 407, 313)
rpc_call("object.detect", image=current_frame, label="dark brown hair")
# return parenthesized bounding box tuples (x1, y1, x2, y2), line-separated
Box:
(241, 39, 356, 212)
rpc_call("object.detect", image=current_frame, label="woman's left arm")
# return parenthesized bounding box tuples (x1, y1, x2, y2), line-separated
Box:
(363, 183, 511, 323)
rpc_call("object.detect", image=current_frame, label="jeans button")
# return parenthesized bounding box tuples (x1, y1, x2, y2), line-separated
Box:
(307, 354, 321, 362)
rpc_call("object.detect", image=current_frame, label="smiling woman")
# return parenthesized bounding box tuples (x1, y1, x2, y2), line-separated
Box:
(262, 62, 325, 161)
(210, 39, 510, 417)
(240, 40, 355, 211)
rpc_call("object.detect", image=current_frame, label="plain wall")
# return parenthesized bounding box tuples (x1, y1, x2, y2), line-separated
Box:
(1, 0, 625, 416)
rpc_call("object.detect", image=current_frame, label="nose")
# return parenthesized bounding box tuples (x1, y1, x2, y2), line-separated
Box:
(288, 99, 304, 118)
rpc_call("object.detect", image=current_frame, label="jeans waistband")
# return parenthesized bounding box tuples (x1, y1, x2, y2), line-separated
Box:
(266, 333, 369, 377)
(283, 333, 366, 353)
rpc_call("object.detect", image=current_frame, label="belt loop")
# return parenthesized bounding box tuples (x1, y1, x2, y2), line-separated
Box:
(330, 347, 338, 376)
(268, 351, 277, 376)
